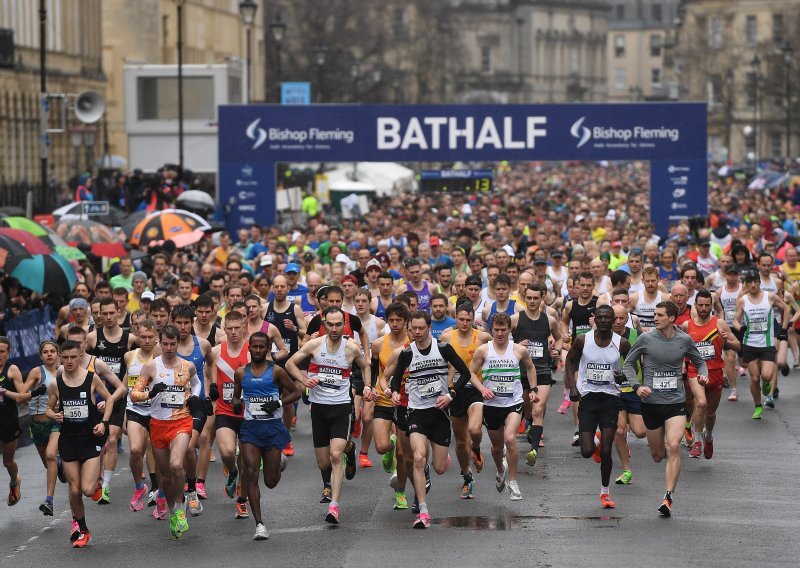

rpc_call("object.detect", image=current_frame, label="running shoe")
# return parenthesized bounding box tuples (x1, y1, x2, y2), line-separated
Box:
(154, 495, 167, 520)
(130, 484, 147, 512)
(90, 483, 102, 502)
(703, 438, 714, 459)
(7, 476, 20, 506)
(495, 466, 508, 494)
(764, 394, 775, 409)
(738, 366, 747, 377)
(690, 441, 702, 458)
(209, 450, 216, 462)
(774, 388, 780, 399)
(592, 436, 602, 464)
(187, 491, 203, 516)
(70, 520, 80, 542)
(282, 442, 295, 457)
(291, 414, 298, 428)
(424, 463, 431, 493)
(39, 500, 53, 516)
(508, 480, 522, 501)
(780, 364, 789, 377)
(615, 470, 633, 485)
(56, 459, 66, 484)
(727, 389, 738, 401)
(413, 512, 431, 529)
(97, 487, 110, 505)
(175, 509, 189, 536)
(525, 448, 537, 467)
(571, 433, 580, 447)
(517, 421, 526, 435)
(411, 494, 420, 515)
(722, 377, 730, 388)
(752, 406, 764, 420)
(557, 399, 571, 414)
(325, 504, 340, 524)
(359, 453, 373, 468)
(196, 482, 207, 500)
(761, 379, 771, 396)
(460, 479, 474, 499)
(320, 485, 332, 503)
(472, 448, 485, 473)
(389, 472, 400, 490)
(382, 434, 397, 473)
(254, 523, 269, 540)
(682, 427, 694, 447)
(224, 468, 239, 498)
(235, 500, 249, 519)
(352, 418, 362, 439)
(302, 388, 310, 405)
(280, 454, 287, 472)
(344, 441, 357, 480)
(147, 490, 157, 506)
(658, 496, 673, 517)
(393, 491, 408, 510)
(600, 493, 616, 509)
(169, 512, 179, 539)
(72, 531, 91, 548)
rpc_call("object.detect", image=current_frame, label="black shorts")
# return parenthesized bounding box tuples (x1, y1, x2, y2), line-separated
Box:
(742, 345, 777, 364)
(534, 372, 557, 387)
(641, 402, 687, 431)
(373, 405, 395, 422)
(108, 398, 126, 428)
(578, 392, 622, 433)
(482, 403, 523, 431)
(0, 415, 20, 443)
(192, 413, 207, 434)
(393, 406, 408, 432)
(406, 407, 451, 447)
(125, 410, 151, 431)
(310, 403, 352, 448)
(449, 387, 483, 418)
(215, 414, 243, 435)
(58, 433, 104, 463)
(620, 391, 642, 415)
(350, 376, 365, 397)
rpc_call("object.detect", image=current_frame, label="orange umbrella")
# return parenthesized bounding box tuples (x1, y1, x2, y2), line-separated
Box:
(129, 209, 212, 247)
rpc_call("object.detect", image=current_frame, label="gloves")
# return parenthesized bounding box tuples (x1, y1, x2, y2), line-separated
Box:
(149, 382, 168, 399)
(261, 400, 282, 414)
(187, 395, 203, 417)
(569, 387, 580, 402)
(777, 327, 788, 342)
(232, 401, 243, 415)
(204, 399, 214, 416)
(209, 383, 219, 401)
(613, 371, 628, 386)
(30, 383, 47, 397)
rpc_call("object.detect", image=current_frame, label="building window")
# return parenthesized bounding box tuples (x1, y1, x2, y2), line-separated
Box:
(650, 35, 662, 57)
(708, 16, 722, 49)
(773, 14, 784, 42)
(615, 35, 625, 57)
(137, 76, 215, 120)
(651, 68, 661, 86)
(771, 132, 782, 157)
(707, 75, 723, 108)
(480, 45, 492, 73)
(393, 7, 408, 38)
(615, 4, 625, 20)
(652, 3, 662, 22)
(746, 72, 757, 108)
(614, 67, 626, 90)
(745, 15, 757, 46)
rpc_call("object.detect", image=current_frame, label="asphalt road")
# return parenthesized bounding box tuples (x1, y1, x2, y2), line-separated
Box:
(2, 370, 800, 567)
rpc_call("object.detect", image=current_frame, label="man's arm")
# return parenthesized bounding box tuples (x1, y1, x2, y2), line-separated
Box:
(232, 367, 245, 415)
(563, 335, 585, 399)
(285, 339, 318, 388)
(440, 342, 471, 392)
(94, 359, 126, 403)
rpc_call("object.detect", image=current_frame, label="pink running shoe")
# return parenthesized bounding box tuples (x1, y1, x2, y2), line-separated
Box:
(557, 399, 571, 414)
(153, 495, 167, 520)
(325, 504, 339, 525)
(196, 481, 207, 500)
(413, 512, 431, 529)
(130, 484, 148, 512)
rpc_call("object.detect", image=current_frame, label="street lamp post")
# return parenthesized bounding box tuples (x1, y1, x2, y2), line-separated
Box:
(782, 40, 794, 158)
(751, 54, 762, 165)
(725, 67, 733, 160)
(270, 15, 286, 102)
(239, 0, 258, 103)
(39, 0, 47, 201)
(176, 0, 185, 176)
(350, 56, 360, 102)
(314, 46, 328, 103)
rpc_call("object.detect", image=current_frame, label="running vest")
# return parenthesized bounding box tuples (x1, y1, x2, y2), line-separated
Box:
(633, 291, 662, 331)
(178, 336, 206, 400)
(760, 275, 779, 295)
(29, 365, 56, 416)
(307, 338, 352, 405)
(577, 330, 622, 397)
(216, 341, 249, 417)
(618, 327, 640, 391)
(149, 357, 192, 421)
(709, 272, 725, 292)
(375, 295, 394, 320)
(515, 310, 552, 374)
(0, 366, 18, 422)
(126, 348, 152, 415)
(487, 300, 516, 332)
(686, 318, 724, 375)
(570, 296, 598, 340)
(266, 301, 299, 354)
(406, 281, 432, 312)
(449, 328, 480, 387)
(57, 372, 99, 437)
(362, 314, 380, 344)
(242, 363, 280, 421)
(629, 278, 645, 293)
(482, 341, 523, 407)
(205, 322, 220, 347)
(405, 341, 449, 410)
(784, 262, 800, 284)
(742, 294, 774, 348)
(92, 328, 129, 378)
(719, 284, 741, 324)
(376, 335, 409, 407)
(300, 294, 317, 318)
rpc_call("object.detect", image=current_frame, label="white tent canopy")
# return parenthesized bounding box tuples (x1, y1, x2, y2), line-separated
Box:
(325, 162, 416, 196)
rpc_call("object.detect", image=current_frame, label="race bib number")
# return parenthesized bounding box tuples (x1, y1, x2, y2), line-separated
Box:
(127, 374, 138, 388)
(750, 321, 767, 333)
(723, 309, 735, 322)
(527, 342, 544, 359)
(222, 382, 235, 402)
(419, 379, 443, 399)
(248, 395, 276, 420)
(103, 359, 121, 376)
(160, 386, 186, 408)
(696, 341, 715, 360)
(62, 400, 88, 422)
(317, 370, 343, 393)
(640, 320, 655, 330)
(585, 363, 612, 385)
(490, 379, 514, 397)
(652, 371, 679, 392)
(576, 325, 591, 336)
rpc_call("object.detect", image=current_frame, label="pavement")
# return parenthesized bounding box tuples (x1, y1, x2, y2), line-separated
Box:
(2, 370, 800, 567)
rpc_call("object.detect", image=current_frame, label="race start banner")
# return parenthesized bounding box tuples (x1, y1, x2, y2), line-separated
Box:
(218, 103, 707, 236)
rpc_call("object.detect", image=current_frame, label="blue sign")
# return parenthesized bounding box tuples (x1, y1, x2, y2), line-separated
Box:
(420, 169, 493, 193)
(83, 201, 110, 216)
(6, 306, 55, 374)
(218, 103, 707, 236)
(281, 83, 311, 105)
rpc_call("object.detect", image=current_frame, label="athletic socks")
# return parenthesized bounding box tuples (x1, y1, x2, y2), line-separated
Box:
(135, 481, 145, 491)
(45, 495, 53, 504)
(102, 470, 113, 489)
(463, 472, 474, 484)
(600, 486, 609, 496)
(76, 516, 88, 532)
(321, 466, 332, 485)
(419, 502, 429, 515)
(150, 473, 159, 491)
(530, 425, 544, 450)
(664, 490, 672, 501)
(187, 477, 196, 492)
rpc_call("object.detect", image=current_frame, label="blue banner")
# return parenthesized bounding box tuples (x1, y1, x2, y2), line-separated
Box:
(5, 306, 56, 374)
(218, 103, 708, 236)
(281, 82, 311, 105)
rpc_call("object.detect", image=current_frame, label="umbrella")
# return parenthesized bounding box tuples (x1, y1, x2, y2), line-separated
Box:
(91, 242, 128, 258)
(0, 206, 27, 217)
(0, 217, 87, 261)
(95, 154, 127, 169)
(0, 233, 35, 268)
(176, 190, 216, 211)
(53, 219, 122, 246)
(7, 253, 77, 297)
(0, 228, 52, 255)
(52, 202, 131, 227)
(129, 208, 212, 246)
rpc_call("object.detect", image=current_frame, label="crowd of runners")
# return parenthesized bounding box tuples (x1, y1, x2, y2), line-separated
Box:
(0, 162, 798, 546)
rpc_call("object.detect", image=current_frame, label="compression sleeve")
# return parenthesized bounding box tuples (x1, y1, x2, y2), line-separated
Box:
(390, 349, 413, 394)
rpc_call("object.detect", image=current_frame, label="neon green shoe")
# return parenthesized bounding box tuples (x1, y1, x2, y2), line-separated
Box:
(752, 406, 764, 420)
(175, 509, 189, 537)
(382, 434, 397, 473)
(98, 487, 111, 505)
(393, 491, 408, 510)
(761, 379, 771, 396)
(169, 512, 179, 539)
(525, 449, 537, 467)
(615, 470, 633, 485)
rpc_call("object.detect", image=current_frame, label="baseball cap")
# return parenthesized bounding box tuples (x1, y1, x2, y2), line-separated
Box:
(285, 263, 300, 273)
(302, 250, 315, 261)
(698, 238, 710, 246)
(132, 271, 147, 283)
(366, 258, 382, 272)
(260, 254, 274, 266)
(611, 241, 622, 248)
(533, 258, 548, 265)
(551, 250, 564, 258)
(141, 291, 155, 301)
(742, 270, 759, 282)
(724, 264, 739, 274)
(575, 214, 586, 223)
(599, 252, 611, 261)
(335, 253, 350, 264)
(375, 252, 390, 265)
(429, 236, 441, 246)
(69, 298, 89, 310)
(341, 274, 358, 285)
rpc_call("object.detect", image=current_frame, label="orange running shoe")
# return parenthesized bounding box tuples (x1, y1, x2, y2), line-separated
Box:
(352, 418, 362, 439)
(517, 421, 526, 435)
(282, 442, 295, 456)
(358, 452, 372, 468)
(600, 494, 616, 509)
(592, 432, 602, 463)
(91, 483, 103, 502)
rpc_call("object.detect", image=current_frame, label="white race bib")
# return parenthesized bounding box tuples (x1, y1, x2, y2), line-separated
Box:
(248, 395, 277, 420)
(696, 341, 715, 360)
(63, 401, 88, 421)
(528, 343, 544, 359)
(490, 379, 514, 397)
(160, 386, 186, 408)
(222, 382, 235, 402)
(317, 370, 343, 393)
(419, 379, 443, 399)
(652, 371, 679, 391)
(586, 363, 612, 385)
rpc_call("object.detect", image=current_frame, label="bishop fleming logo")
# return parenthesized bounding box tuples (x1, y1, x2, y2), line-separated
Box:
(246, 118, 267, 150)
(570, 117, 591, 148)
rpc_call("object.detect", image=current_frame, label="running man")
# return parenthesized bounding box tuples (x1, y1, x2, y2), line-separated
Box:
(0, 337, 32, 507)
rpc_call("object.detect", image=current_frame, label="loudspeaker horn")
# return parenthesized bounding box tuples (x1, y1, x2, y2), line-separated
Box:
(74, 90, 105, 124)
